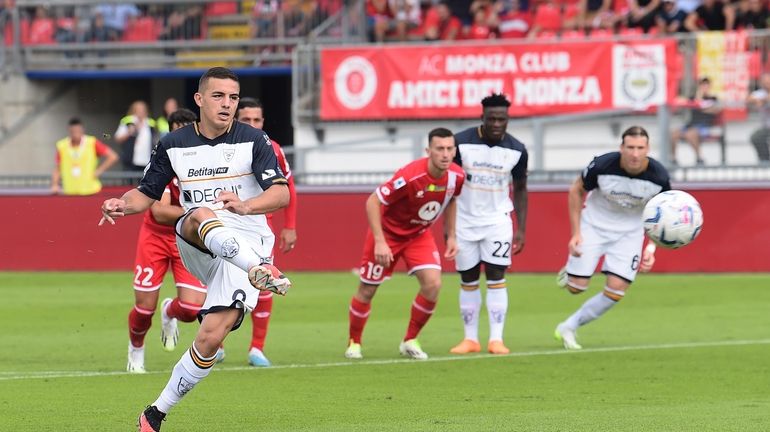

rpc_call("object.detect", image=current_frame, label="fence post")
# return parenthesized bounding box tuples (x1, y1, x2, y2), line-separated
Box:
(657, 104, 671, 167)
(532, 118, 545, 171)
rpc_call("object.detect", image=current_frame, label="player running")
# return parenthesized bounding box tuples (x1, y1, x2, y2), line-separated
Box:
(345, 127, 464, 360)
(554, 126, 670, 350)
(99, 67, 291, 432)
(126, 108, 206, 374)
(449, 94, 529, 355)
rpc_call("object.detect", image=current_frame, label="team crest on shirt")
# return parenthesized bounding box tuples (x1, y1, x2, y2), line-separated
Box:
(393, 177, 406, 189)
(223, 148, 235, 162)
(418, 201, 441, 221)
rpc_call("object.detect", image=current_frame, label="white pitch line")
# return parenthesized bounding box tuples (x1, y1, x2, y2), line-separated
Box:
(2, 338, 769, 382)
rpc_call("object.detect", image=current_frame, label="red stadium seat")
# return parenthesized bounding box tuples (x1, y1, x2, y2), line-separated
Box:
(589, 28, 613, 38)
(536, 30, 558, 39)
(122, 17, 159, 42)
(619, 27, 643, 36)
(205, 2, 239, 16)
(532, 3, 562, 33)
(560, 29, 585, 39)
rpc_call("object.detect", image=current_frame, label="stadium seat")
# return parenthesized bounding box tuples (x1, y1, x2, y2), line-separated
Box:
(619, 27, 643, 36)
(703, 111, 727, 165)
(560, 29, 585, 39)
(205, 2, 239, 16)
(122, 17, 159, 42)
(589, 28, 613, 38)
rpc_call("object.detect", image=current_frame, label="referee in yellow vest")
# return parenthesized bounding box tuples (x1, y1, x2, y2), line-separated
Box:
(52, 117, 119, 195)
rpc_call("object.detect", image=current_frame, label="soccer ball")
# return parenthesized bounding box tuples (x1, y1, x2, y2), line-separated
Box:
(642, 190, 703, 249)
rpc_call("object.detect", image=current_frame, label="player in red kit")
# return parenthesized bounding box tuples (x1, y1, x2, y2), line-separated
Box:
(127, 108, 205, 373)
(236, 97, 297, 367)
(345, 127, 465, 360)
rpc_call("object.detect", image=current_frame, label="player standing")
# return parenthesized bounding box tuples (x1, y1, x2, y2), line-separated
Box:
(236, 97, 298, 367)
(345, 127, 464, 360)
(449, 94, 529, 355)
(554, 126, 670, 349)
(126, 108, 207, 374)
(98, 67, 291, 432)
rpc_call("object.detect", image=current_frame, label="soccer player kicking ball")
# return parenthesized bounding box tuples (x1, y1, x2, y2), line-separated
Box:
(126, 108, 207, 374)
(99, 67, 291, 432)
(345, 128, 465, 360)
(554, 126, 671, 350)
(450, 94, 529, 355)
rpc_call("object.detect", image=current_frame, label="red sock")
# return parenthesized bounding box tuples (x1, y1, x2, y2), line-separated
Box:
(250, 292, 274, 350)
(348, 297, 371, 344)
(128, 305, 154, 348)
(166, 298, 201, 323)
(404, 294, 436, 341)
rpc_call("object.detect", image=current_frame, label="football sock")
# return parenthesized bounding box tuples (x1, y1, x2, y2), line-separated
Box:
(458, 282, 481, 342)
(250, 292, 274, 350)
(486, 280, 508, 341)
(129, 305, 154, 348)
(198, 218, 262, 273)
(165, 298, 201, 323)
(153, 343, 215, 414)
(564, 286, 623, 329)
(404, 294, 436, 341)
(348, 297, 371, 344)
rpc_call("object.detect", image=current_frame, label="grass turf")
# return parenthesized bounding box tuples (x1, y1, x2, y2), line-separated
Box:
(0, 272, 768, 431)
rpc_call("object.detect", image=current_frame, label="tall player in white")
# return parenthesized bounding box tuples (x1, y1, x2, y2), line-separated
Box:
(99, 67, 291, 432)
(555, 126, 670, 350)
(450, 94, 529, 355)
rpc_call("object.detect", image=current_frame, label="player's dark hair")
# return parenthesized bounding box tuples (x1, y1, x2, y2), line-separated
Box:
(199, 67, 239, 91)
(481, 93, 511, 108)
(428, 127, 454, 143)
(621, 126, 649, 142)
(68, 117, 82, 126)
(238, 97, 262, 111)
(168, 108, 197, 128)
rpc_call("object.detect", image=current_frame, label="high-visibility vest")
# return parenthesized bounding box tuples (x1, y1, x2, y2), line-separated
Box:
(56, 135, 102, 195)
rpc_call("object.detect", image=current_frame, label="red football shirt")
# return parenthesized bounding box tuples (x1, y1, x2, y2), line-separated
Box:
(375, 158, 465, 239)
(266, 139, 297, 230)
(142, 179, 181, 234)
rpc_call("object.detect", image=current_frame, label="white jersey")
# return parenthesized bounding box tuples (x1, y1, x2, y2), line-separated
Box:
(454, 126, 528, 227)
(581, 152, 671, 233)
(138, 121, 288, 238)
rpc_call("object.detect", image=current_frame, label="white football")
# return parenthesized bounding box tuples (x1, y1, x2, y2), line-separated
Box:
(642, 190, 704, 249)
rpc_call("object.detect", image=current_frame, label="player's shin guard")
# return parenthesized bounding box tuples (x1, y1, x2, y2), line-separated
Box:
(153, 343, 215, 414)
(129, 305, 155, 347)
(404, 294, 436, 341)
(348, 297, 371, 344)
(459, 282, 481, 342)
(564, 286, 623, 329)
(165, 298, 201, 323)
(198, 218, 263, 273)
(486, 280, 508, 341)
(250, 292, 273, 350)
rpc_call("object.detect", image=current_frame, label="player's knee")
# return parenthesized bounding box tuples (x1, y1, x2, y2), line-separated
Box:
(484, 263, 507, 282)
(177, 305, 201, 323)
(566, 277, 589, 295)
(356, 282, 378, 302)
(603, 286, 626, 302)
(459, 263, 481, 283)
(419, 278, 442, 298)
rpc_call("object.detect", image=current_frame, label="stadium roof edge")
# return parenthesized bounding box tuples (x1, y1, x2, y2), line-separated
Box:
(24, 67, 293, 80)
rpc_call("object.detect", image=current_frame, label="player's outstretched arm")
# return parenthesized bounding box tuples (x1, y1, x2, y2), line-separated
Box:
(99, 188, 155, 226)
(443, 197, 458, 259)
(365, 192, 393, 266)
(511, 179, 528, 255)
(149, 190, 185, 226)
(567, 176, 587, 257)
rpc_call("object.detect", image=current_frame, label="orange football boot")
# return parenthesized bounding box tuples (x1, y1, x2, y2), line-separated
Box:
(449, 339, 481, 354)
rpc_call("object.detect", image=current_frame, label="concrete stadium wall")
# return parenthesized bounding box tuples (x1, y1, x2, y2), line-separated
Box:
(2, 187, 767, 273)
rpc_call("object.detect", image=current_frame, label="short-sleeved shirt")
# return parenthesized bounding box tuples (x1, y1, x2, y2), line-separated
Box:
(55, 138, 110, 164)
(454, 126, 528, 227)
(138, 121, 287, 236)
(582, 152, 671, 232)
(374, 157, 465, 240)
(694, 2, 728, 30)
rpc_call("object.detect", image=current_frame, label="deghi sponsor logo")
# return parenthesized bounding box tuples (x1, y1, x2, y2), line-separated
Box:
(472, 161, 504, 170)
(467, 173, 506, 186)
(183, 185, 240, 204)
(187, 167, 229, 178)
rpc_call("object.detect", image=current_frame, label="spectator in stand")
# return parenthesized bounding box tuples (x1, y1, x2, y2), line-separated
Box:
(576, 0, 617, 30)
(670, 77, 721, 166)
(85, 11, 117, 42)
(252, 0, 279, 38)
(424, 1, 462, 40)
(390, 0, 422, 40)
(684, 0, 735, 31)
(626, 0, 662, 32)
(528, 0, 562, 38)
(286, 0, 328, 37)
(52, 117, 119, 196)
(29, 5, 54, 44)
(366, 0, 394, 42)
(735, 0, 768, 29)
(93, 3, 139, 39)
(748, 73, 770, 164)
(497, 0, 532, 38)
(53, 6, 78, 43)
(468, 7, 497, 38)
(114, 100, 158, 171)
(159, 5, 202, 40)
(656, 0, 688, 33)
(156, 97, 179, 139)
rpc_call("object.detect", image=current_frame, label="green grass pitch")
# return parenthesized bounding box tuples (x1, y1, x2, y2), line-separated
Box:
(1, 272, 769, 431)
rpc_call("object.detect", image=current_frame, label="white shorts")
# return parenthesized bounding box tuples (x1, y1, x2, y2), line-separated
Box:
(455, 220, 513, 272)
(565, 221, 644, 283)
(175, 212, 274, 330)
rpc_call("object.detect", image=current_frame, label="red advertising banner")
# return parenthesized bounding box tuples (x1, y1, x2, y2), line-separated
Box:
(320, 40, 679, 120)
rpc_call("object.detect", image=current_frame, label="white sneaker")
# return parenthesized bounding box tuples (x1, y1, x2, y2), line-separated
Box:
(248, 347, 271, 367)
(344, 340, 363, 359)
(554, 323, 583, 350)
(127, 343, 146, 373)
(399, 339, 429, 360)
(160, 298, 178, 352)
(556, 267, 568, 288)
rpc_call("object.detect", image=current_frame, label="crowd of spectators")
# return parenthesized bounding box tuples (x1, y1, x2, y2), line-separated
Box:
(366, 0, 770, 42)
